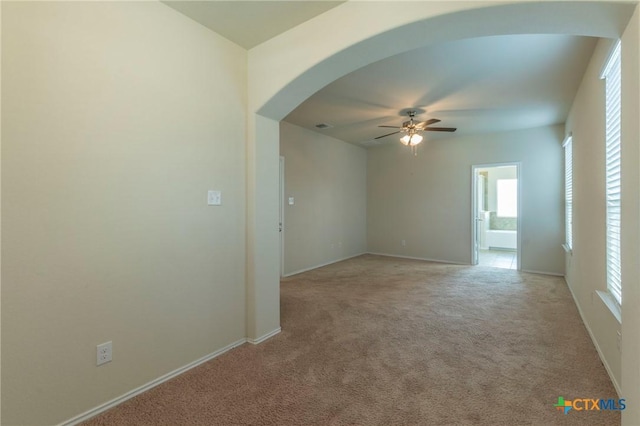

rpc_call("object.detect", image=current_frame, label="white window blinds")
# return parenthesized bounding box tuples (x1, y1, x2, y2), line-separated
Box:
(564, 137, 573, 250)
(603, 41, 622, 306)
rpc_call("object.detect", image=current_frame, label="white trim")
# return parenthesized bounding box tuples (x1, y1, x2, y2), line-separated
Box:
(562, 243, 572, 255)
(562, 133, 573, 148)
(471, 168, 479, 265)
(248, 327, 282, 345)
(600, 39, 622, 79)
(471, 162, 522, 270)
(366, 252, 467, 266)
(596, 290, 622, 324)
(516, 164, 522, 271)
(521, 269, 565, 277)
(563, 137, 573, 251)
(282, 253, 367, 277)
(59, 338, 247, 426)
(279, 156, 285, 278)
(566, 284, 622, 397)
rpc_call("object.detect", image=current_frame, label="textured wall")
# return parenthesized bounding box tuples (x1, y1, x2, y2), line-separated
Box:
(2, 2, 247, 424)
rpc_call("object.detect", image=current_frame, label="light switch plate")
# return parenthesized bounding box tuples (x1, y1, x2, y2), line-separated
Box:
(207, 190, 222, 206)
(288, 197, 295, 205)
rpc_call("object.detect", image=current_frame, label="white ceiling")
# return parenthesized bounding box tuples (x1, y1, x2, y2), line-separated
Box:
(161, 2, 599, 148)
(284, 34, 598, 147)
(162, 1, 344, 49)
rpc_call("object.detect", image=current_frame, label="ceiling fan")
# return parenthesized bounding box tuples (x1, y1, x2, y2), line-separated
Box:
(375, 110, 457, 148)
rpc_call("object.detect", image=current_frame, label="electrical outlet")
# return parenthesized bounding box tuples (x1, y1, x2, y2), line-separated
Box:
(97, 341, 112, 366)
(401, 240, 406, 247)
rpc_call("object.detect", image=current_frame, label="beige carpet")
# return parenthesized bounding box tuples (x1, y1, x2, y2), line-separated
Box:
(85, 254, 620, 425)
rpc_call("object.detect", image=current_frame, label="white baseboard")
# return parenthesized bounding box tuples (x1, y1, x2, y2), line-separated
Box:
(565, 282, 622, 397)
(59, 338, 247, 426)
(248, 327, 281, 345)
(366, 252, 467, 265)
(521, 269, 565, 277)
(283, 252, 367, 277)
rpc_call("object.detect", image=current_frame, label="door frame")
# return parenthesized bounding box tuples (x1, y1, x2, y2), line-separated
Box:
(471, 162, 522, 270)
(279, 156, 285, 277)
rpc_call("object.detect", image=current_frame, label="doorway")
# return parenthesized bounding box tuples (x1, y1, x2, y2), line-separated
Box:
(472, 163, 521, 270)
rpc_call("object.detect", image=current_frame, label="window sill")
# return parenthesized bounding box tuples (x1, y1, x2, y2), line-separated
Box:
(562, 243, 572, 255)
(596, 290, 622, 324)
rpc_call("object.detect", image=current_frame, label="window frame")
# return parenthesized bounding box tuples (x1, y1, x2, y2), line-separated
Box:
(563, 135, 573, 252)
(601, 40, 622, 307)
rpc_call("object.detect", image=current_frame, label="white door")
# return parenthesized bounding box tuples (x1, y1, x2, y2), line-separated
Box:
(472, 169, 483, 265)
(475, 171, 482, 265)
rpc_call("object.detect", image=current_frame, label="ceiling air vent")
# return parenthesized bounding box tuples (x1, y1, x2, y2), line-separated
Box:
(315, 123, 333, 129)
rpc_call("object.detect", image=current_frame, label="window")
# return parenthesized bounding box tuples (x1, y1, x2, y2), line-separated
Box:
(564, 136, 573, 250)
(497, 179, 517, 218)
(602, 41, 622, 306)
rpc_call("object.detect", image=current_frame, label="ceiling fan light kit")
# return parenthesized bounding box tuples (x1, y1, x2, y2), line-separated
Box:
(400, 133, 423, 146)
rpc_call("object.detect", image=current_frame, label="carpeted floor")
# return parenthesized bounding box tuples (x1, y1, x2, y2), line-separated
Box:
(85, 254, 620, 425)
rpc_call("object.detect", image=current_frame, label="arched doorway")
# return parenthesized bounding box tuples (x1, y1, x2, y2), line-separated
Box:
(245, 2, 639, 421)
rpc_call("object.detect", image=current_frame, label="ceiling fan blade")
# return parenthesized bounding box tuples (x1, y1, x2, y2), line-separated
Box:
(374, 131, 401, 139)
(425, 127, 457, 132)
(415, 119, 442, 129)
(378, 125, 402, 128)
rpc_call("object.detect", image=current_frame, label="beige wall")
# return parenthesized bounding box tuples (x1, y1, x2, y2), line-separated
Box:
(564, 37, 623, 394)
(564, 9, 640, 420)
(280, 122, 367, 276)
(367, 126, 565, 275)
(1, 2, 247, 425)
